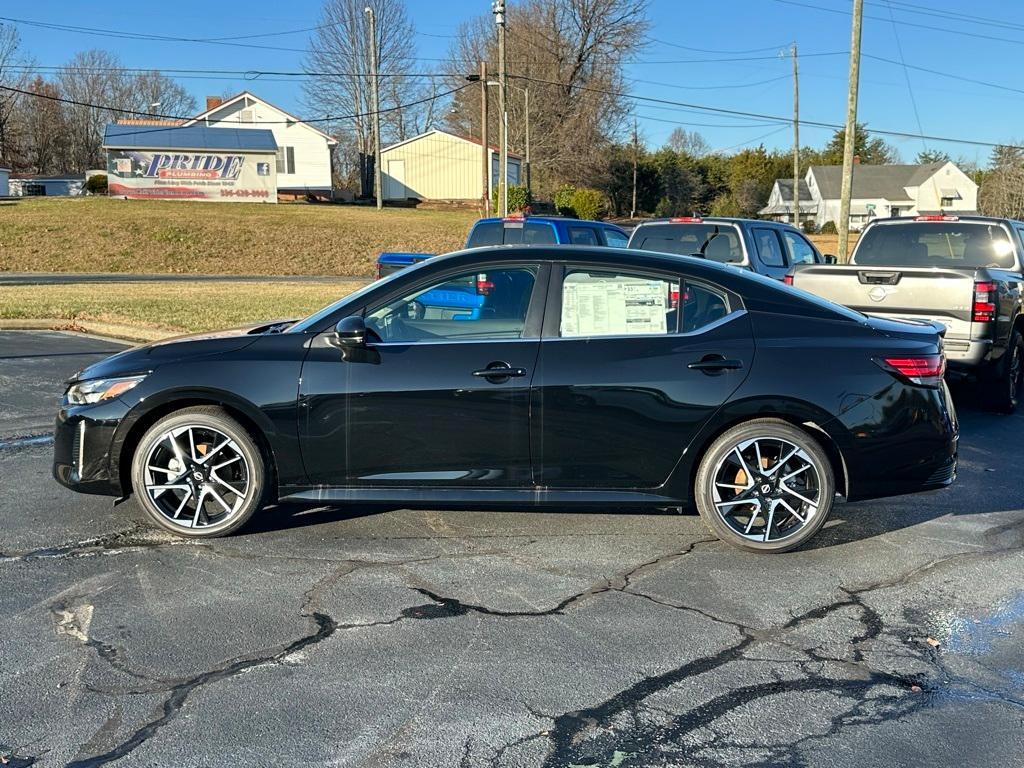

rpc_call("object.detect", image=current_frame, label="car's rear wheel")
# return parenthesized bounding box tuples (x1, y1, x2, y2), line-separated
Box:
(986, 328, 1023, 414)
(694, 419, 835, 553)
(130, 406, 266, 538)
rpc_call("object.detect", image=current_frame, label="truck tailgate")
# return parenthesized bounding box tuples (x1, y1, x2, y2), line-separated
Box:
(790, 265, 975, 339)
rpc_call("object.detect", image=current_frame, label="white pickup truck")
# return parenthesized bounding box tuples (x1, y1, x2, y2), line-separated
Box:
(788, 215, 1024, 412)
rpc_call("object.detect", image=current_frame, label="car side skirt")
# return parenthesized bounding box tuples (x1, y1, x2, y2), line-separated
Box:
(278, 486, 684, 508)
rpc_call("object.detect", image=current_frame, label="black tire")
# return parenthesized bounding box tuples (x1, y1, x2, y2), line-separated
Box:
(130, 406, 267, 538)
(694, 418, 835, 553)
(985, 328, 1024, 414)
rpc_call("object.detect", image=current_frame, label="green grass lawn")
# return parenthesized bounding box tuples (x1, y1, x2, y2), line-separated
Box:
(0, 197, 478, 276)
(0, 280, 367, 335)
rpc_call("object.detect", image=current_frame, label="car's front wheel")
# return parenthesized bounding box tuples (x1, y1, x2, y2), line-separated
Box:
(130, 406, 267, 538)
(694, 419, 835, 553)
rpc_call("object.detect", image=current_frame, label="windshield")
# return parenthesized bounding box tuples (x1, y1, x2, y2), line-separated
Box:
(630, 223, 744, 264)
(854, 222, 1017, 268)
(287, 270, 408, 333)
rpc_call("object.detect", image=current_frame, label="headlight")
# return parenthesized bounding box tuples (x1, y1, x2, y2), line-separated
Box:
(66, 375, 147, 405)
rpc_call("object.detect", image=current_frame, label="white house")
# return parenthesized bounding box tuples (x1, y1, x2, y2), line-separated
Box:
(379, 129, 522, 202)
(761, 161, 979, 230)
(183, 92, 337, 199)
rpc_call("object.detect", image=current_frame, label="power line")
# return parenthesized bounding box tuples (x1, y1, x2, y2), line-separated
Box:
(882, 0, 926, 153)
(644, 37, 793, 55)
(863, 53, 1024, 97)
(511, 72, 1024, 151)
(0, 81, 471, 133)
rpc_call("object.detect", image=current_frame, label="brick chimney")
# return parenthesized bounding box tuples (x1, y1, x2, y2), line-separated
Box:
(853, 154, 861, 165)
(206, 96, 223, 111)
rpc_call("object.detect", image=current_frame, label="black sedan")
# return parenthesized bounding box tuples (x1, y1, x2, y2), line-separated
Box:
(54, 246, 958, 552)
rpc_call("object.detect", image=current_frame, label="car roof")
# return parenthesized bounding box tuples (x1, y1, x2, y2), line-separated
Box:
(475, 216, 626, 231)
(862, 215, 1021, 227)
(632, 217, 797, 229)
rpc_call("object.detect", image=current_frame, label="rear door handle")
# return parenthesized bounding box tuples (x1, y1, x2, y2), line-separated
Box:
(688, 356, 743, 372)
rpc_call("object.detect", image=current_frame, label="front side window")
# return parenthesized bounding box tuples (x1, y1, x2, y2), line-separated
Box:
(366, 266, 537, 342)
(782, 230, 818, 265)
(753, 228, 786, 267)
(560, 270, 679, 337)
(604, 229, 628, 248)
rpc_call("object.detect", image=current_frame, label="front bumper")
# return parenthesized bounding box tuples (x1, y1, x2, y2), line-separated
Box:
(52, 399, 130, 496)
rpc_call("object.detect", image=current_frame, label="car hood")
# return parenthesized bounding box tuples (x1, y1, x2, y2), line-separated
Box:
(69, 319, 295, 383)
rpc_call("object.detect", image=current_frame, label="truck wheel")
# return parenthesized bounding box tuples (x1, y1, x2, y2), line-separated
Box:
(694, 419, 835, 553)
(986, 328, 1024, 414)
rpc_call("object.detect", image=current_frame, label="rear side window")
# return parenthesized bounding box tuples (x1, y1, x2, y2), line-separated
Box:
(782, 230, 818, 265)
(631, 223, 743, 263)
(854, 222, 1016, 268)
(466, 221, 558, 247)
(561, 270, 679, 337)
(681, 283, 730, 333)
(568, 226, 599, 246)
(753, 228, 785, 267)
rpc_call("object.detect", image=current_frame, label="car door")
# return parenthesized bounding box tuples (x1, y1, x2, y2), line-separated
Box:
(299, 262, 547, 487)
(531, 264, 755, 489)
(750, 226, 790, 280)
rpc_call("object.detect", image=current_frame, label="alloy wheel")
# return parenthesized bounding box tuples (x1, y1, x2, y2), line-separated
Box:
(142, 424, 251, 531)
(710, 436, 821, 543)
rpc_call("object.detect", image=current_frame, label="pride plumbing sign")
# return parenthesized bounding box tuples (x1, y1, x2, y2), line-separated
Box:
(106, 150, 277, 202)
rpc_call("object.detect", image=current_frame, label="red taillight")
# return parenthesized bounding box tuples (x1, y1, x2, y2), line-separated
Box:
(876, 354, 946, 386)
(915, 215, 959, 222)
(973, 280, 996, 322)
(476, 274, 494, 295)
(670, 216, 703, 223)
(783, 275, 794, 286)
(670, 288, 680, 308)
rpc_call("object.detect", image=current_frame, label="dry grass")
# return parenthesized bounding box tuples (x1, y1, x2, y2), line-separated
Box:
(0, 280, 366, 334)
(808, 233, 860, 259)
(0, 197, 478, 276)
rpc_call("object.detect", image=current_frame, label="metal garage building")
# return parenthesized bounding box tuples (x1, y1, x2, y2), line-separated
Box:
(9, 175, 84, 197)
(102, 123, 278, 203)
(379, 129, 521, 203)
(0, 166, 9, 197)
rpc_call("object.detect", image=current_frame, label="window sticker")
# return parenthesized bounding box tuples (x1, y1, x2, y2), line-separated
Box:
(562, 277, 668, 336)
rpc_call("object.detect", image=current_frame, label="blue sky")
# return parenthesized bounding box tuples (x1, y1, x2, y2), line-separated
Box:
(7, 0, 1018, 165)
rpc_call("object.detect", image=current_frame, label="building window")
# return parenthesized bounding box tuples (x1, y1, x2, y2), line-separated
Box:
(276, 146, 295, 174)
(940, 196, 955, 208)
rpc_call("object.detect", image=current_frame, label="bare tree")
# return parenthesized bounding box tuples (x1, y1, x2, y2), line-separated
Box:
(665, 127, 709, 157)
(445, 0, 649, 195)
(57, 50, 132, 171)
(303, 0, 421, 194)
(979, 144, 1024, 219)
(125, 70, 197, 117)
(0, 23, 34, 165)
(14, 76, 68, 173)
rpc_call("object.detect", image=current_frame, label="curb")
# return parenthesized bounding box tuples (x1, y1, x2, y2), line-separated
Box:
(0, 319, 167, 343)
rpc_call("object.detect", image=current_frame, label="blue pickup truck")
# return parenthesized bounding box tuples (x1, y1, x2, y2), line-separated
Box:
(377, 215, 630, 278)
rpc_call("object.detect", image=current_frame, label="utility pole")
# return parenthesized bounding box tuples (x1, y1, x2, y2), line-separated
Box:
(365, 5, 383, 210)
(480, 61, 489, 215)
(838, 0, 864, 262)
(494, 0, 508, 216)
(791, 43, 800, 227)
(523, 86, 531, 195)
(630, 118, 638, 219)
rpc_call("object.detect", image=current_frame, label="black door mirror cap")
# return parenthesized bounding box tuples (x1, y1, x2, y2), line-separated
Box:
(332, 315, 367, 347)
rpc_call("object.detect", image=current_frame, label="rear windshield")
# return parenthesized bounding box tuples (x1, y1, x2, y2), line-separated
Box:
(854, 222, 1017, 268)
(630, 223, 744, 264)
(467, 221, 557, 247)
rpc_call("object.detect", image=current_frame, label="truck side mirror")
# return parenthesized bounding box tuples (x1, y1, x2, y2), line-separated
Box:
(823, 254, 838, 264)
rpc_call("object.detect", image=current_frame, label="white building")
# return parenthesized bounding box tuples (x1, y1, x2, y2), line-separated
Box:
(183, 92, 337, 199)
(761, 161, 979, 230)
(379, 129, 522, 202)
(8, 175, 85, 197)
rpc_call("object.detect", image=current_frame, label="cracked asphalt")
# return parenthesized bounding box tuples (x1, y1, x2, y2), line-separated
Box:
(1, 330, 1022, 767)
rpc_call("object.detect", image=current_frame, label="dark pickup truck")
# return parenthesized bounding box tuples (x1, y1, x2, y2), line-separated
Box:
(377, 215, 629, 278)
(627, 216, 834, 281)
(789, 215, 1024, 412)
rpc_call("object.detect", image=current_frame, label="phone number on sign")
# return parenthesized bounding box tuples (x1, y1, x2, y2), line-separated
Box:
(220, 189, 271, 198)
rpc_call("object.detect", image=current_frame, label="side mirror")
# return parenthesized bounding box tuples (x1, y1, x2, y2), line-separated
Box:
(332, 315, 367, 347)
(823, 254, 838, 264)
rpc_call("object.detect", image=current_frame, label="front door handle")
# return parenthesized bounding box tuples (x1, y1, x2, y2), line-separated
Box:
(472, 361, 527, 382)
(688, 355, 743, 372)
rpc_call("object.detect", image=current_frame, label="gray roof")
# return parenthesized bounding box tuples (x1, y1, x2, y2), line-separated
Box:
(809, 162, 946, 201)
(103, 123, 277, 152)
(774, 178, 812, 203)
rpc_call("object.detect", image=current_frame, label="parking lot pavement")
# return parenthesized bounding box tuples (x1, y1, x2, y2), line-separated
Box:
(0, 331, 1022, 768)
